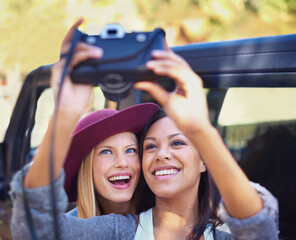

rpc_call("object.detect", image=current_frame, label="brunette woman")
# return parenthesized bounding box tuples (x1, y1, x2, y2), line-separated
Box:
(133, 48, 279, 239)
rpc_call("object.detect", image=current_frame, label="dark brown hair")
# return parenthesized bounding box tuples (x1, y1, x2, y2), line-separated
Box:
(137, 108, 222, 239)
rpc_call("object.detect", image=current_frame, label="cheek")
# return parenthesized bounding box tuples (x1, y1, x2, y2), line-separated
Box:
(186, 151, 203, 175)
(92, 158, 110, 177)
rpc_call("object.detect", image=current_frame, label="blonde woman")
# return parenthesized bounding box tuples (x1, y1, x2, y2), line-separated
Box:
(64, 105, 159, 219)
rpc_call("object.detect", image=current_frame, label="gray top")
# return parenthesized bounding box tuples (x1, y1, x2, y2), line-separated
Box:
(10, 166, 279, 240)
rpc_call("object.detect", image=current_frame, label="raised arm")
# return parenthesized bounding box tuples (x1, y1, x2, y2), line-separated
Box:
(24, 19, 103, 188)
(134, 49, 263, 220)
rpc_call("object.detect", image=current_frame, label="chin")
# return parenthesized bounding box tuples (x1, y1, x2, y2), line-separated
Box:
(109, 193, 133, 203)
(151, 187, 178, 199)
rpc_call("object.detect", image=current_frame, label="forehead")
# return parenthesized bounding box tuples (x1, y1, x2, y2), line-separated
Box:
(98, 132, 137, 145)
(147, 117, 180, 136)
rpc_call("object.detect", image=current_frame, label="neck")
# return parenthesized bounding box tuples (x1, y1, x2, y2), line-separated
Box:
(154, 196, 199, 227)
(153, 190, 200, 240)
(97, 197, 133, 215)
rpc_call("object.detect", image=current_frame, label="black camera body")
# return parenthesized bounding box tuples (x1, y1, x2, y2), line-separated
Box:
(70, 23, 166, 101)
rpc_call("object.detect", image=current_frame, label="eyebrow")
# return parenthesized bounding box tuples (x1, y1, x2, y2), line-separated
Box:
(168, 133, 183, 139)
(96, 143, 137, 150)
(95, 145, 112, 150)
(144, 133, 183, 141)
(126, 144, 138, 148)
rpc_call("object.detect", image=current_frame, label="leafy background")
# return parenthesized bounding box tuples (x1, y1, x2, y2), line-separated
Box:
(1, 0, 296, 75)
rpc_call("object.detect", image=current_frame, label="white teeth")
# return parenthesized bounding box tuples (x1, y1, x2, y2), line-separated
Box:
(108, 175, 131, 181)
(155, 169, 178, 176)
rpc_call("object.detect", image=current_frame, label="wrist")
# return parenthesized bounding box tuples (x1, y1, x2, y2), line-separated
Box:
(185, 122, 219, 146)
(51, 107, 82, 130)
(183, 118, 215, 137)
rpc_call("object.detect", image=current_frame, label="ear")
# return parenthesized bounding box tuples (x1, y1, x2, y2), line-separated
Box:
(200, 162, 206, 173)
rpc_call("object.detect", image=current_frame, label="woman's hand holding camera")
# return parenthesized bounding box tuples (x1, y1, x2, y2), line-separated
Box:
(134, 48, 212, 137)
(51, 18, 103, 117)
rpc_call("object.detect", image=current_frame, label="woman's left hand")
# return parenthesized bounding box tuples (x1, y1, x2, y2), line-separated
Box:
(134, 48, 211, 135)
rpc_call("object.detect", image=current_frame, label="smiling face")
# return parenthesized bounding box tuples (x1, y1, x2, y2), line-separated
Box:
(92, 132, 140, 204)
(142, 117, 206, 199)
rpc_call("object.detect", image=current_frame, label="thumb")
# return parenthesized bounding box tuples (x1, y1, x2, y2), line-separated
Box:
(62, 18, 84, 47)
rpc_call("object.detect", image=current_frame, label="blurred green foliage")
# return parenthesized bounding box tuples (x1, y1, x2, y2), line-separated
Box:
(134, 0, 296, 43)
(0, 0, 295, 75)
(0, 0, 68, 72)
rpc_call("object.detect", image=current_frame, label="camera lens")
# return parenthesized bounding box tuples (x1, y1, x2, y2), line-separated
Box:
(100, 73, 133, 101)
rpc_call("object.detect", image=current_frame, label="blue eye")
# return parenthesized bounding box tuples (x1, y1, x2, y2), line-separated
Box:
(126, 148, 137, 154)
(145, 144, 156, 150)
(100, 149, 111, 154)
(172, 140, 185, 146)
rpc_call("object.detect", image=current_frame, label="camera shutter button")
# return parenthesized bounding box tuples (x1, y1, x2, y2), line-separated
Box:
(86, 36, 96, 44)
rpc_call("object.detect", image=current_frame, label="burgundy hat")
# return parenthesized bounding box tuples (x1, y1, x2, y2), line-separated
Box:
(64, 103, 160, 202)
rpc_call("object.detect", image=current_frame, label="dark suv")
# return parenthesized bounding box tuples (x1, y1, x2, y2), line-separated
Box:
(1, 33, 296, 239)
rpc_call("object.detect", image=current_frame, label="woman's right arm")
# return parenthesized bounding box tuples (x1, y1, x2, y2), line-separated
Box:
(24, 18, 103, 188)
(11, 165, 137, 239)
(10, 19, 104, 239)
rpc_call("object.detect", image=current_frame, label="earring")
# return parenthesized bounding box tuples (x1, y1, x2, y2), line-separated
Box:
(202, 164, 206, 171)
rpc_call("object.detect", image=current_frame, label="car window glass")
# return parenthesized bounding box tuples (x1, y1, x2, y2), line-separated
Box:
(31, 88, 54, 148)
(219, 88, 296, 126)
(0, 78, 21, 142)
(217, 88, 296, 154)
(31, 87, 106, 148)
(0, 98, 14, 142)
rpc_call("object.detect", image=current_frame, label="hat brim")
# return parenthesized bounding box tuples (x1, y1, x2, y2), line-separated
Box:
(64, 103, 159, 202)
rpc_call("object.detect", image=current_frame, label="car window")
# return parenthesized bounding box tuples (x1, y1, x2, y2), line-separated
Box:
(217, 88, 296, 160)
(31, 88, 54, 147)
(0, 98, 13, 142)
(0, 84, 21, 143)
(219, 88, 296, 126)
(31, 87, 107, 148)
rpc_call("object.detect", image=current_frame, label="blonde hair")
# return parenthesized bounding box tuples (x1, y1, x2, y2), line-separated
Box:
(77, 149, 101, 218)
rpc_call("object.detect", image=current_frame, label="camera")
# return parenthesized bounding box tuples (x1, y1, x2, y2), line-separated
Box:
(70, 23, 166, 101)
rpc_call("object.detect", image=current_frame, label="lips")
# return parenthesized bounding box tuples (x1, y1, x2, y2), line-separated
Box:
(107, 173, 132, 189)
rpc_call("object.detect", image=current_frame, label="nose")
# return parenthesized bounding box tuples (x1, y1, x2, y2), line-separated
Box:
(156, 146, 172, 161)
(114, 153, 128, 168)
